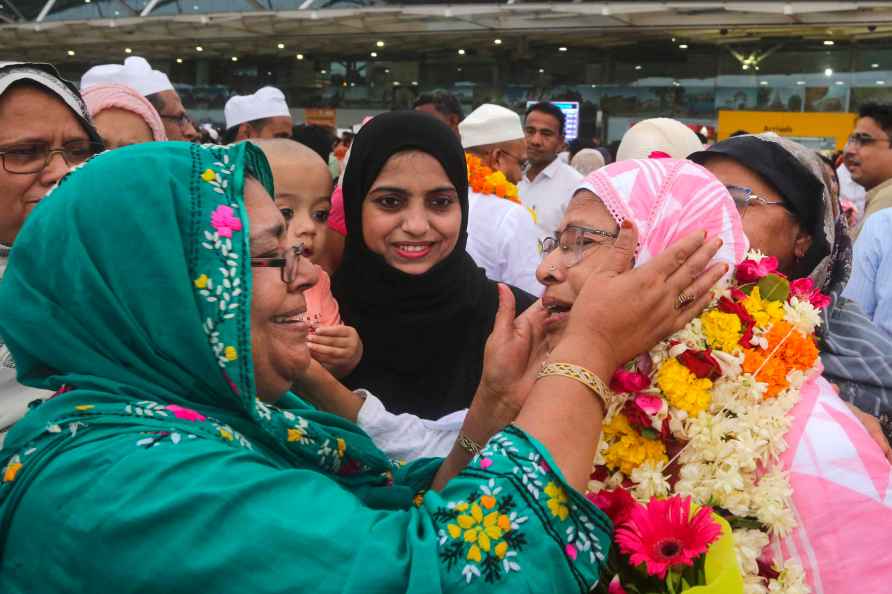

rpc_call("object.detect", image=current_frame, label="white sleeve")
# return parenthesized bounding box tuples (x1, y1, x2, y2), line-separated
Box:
(499, 207, 545, 296)
(354, 390, 467, 461)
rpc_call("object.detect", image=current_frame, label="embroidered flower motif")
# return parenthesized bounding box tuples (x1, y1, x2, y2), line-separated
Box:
(218, 426, 234, 441)
(544, 481, 570, 521)
(201, 168, 217, 183)
(224, 346, 238, 361)
(287, 428, 304, 442)
(210, 205, 242, 238)
(165, 404, 206, 422)
(74, 405, 95, 411)
(336, 437, 347, 459)
(193, 274, 209, 289)
(436, 489, 526, 584)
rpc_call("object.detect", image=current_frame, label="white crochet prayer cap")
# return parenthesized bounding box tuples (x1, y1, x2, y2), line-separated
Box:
(80, 57, 173, 97)
(616, 117, 704, 161)
(224, 86, 291, 130)
(459, 103, 524, 149)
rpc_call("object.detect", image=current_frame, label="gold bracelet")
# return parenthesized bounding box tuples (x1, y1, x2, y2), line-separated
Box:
(457, 432, 483, 456)
(536, 362, 613, 412)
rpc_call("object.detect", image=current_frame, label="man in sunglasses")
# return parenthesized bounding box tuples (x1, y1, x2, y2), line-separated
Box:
(458, 103, 542, 295)
(81, 57, 199, 143)
(844, 102, 892, 235)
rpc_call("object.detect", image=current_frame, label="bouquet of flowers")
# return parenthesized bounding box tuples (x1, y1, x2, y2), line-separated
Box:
(589, 251, 826, 594)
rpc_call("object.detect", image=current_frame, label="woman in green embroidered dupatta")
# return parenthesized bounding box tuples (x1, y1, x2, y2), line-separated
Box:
(0, 141, 614, 593)
(0, 140, 726, 593)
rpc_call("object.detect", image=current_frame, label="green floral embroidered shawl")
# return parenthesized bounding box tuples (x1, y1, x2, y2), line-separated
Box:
(0, 141, 610, 593)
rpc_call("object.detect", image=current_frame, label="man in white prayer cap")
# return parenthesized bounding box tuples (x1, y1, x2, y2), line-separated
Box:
(459, 103, 542, 295)
(223, 87, 293, 144)
(81, 57, 198, 142)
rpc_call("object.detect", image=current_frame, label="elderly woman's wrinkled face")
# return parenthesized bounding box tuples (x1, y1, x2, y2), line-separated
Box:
(246, 177, 319, 402)
(92, 108, 154, 149)
(361, 150, 462, 275)
(701, 156, 811, 276)
(0, 83, 92, 245)
(537, 191, 619, 351)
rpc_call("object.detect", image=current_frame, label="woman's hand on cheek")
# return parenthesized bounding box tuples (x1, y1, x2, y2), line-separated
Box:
(477, 285, 549, 418)
(308, 325, 364, 378)
(559, 221, 728, 373)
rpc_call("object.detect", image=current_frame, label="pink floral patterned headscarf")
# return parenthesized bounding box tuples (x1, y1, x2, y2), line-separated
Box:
(82, 84, 167, 142)
(575, 158, 749, 275)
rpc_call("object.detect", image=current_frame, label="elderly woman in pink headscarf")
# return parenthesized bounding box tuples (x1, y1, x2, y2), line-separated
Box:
(540, 158, 891, 594)
(82, 84, 167, 149)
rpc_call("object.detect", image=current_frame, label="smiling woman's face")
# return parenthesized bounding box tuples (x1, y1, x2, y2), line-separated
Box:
(360, 150, 462, 275)
(245, 177, 319, 402)
(537, 191, 619, 351)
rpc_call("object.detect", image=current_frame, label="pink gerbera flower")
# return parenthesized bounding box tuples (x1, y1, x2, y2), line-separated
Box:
(614, 496, 722, 579)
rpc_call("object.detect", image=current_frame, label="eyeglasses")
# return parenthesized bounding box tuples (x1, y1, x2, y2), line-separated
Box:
(0, 140, 104, 174)
(725, 185, 789, 216)
(160, 113, 195, 130)
(250, 245, 305, 284)
(846, 132, 892, 149)
(499, 149, 529, 170)
(541, 224, 618, 269)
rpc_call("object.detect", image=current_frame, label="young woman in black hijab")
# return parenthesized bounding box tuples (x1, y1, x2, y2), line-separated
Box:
(331, 111, 536, 418)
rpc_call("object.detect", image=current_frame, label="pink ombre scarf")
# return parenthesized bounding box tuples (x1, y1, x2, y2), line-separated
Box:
(82, 84, 167, 142)
(576, 158, 749, 272)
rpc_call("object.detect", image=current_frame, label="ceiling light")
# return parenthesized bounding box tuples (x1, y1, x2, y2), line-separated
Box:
(84, 0, 90, 3)
(393, 81, 400, 86)
(195, 45, 203, 52)
(590, 84, 597, 88)
(370, 52, 378, 58)
(124, 47, 132, 54)
(823, 40, 834, 46)
(634, 65, 642, 71)
(760, 81, 768, 85)
(679, 44, 688, 49)
(796, 80, 806, 85)
(376, 40, 385, 48)
(321, 69, 327, 74)
(878, 81, 887, 85)
(231, 56, 238, 62)
(458, 49, 465, 55)
(296, 53, 304, 60)
(493, 39, 502, 45)
(672, 81, 680, 87)
(411, 81, 418, 86)
(873, 63, 880, 68)
(671, 37, 676, 43)
(538, 68, 545, 73)
(176, 58, 183, 64)
(742, 64, 750, 71)
(385, 68, 390, 73)
(67, 50, 75, 56)
(457, 67, 462, 72)
(835, 80, 845, 85)
(277, 43, 285, 49)
(558, 46, 568, 52)
(824, 67, 833, 76)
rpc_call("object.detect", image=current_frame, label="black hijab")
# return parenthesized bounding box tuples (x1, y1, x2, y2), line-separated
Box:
(331, 111, 535, 418)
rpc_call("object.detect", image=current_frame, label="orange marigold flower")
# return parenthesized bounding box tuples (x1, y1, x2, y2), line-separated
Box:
(742, 321, 820, 399)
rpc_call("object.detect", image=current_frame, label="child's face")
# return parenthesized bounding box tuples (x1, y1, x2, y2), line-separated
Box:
(273, 159, 334, 263)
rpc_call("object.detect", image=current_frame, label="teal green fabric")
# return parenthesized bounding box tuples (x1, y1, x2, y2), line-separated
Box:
(0, 141, 611, 593)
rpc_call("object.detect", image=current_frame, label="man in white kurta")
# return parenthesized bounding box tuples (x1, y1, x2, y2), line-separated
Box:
(459, 104, 542, 295)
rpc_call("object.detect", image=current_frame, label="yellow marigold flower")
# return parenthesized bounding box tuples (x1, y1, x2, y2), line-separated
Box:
(657, 358, 713, 416)
(224, 346, 238, 361)
(287, 428, 304, 442)
(701, 310, 743, 353)
(3, 461, 22, 483)
(201, 168, 216, 182)
(193, 274, 209, 289)
(544, 481, 569, 521)
(603, 420, 668, 476)
(743, 287, 785, 328)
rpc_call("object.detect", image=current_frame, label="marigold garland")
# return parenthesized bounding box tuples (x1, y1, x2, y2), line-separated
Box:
(466, 153, 521, 204)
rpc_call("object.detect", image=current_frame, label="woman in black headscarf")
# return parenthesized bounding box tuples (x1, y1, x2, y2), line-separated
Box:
(332, 111, 536, 418)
